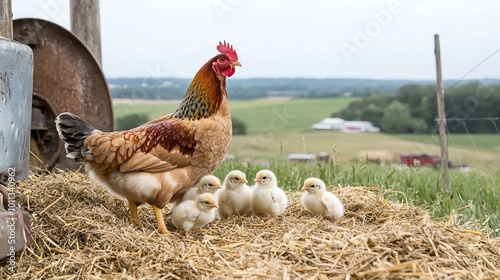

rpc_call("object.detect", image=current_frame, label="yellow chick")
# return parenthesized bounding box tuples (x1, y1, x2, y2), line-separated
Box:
(301, 177, 344, 221)
(217, 170, 252, 218)
(251, 169, 288, 223)
(178, 175, 222, 205)
(171, 193, 218, 234)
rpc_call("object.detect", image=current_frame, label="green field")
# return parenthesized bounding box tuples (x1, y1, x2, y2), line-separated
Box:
(395, 134, 500, 154)
(113, 98, 500, 169)
(113, 101, 180, 120)
(114, 97, 357, 134)
(229, 98, 357, 134)
(231, 131, 500, 168)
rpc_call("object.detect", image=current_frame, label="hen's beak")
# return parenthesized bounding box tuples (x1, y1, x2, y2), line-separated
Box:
(231, 61, 242, 67)
(242, 179, 248, 184)
(215, 184, 222, 190)
(302, 185, 308, 191)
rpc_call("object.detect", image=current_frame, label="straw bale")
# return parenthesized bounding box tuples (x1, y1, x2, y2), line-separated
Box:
(1, 171, 499, 279)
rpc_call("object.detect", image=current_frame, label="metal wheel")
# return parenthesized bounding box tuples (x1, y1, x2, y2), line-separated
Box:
(13, 18, 113, 170)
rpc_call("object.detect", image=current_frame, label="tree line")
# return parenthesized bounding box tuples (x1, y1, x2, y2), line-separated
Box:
(331, 82, 500, 133)
(109, 77, 460, 100)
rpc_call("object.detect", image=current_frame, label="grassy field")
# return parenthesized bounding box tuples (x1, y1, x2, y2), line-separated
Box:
(396, 133, 500, 153)
(114, 97, 357, 134)
(231, 131, 500, 169)
(228, 98, 357, 134)
(113, 100, 180, 120)
(113, 98, 500, 169)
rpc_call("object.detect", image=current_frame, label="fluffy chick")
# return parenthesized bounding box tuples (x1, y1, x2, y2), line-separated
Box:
(179, 175, 221, 204)
(217, 170, 252, 218)
(251, 170, 288, 223)
(171, 193, 218, 234)
(301, 177, 344, 220)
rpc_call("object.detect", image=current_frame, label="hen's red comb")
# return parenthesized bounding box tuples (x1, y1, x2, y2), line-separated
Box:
(217, 41, 238, 62)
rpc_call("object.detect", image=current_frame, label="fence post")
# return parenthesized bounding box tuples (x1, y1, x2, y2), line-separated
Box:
(434, 34, 450, 193)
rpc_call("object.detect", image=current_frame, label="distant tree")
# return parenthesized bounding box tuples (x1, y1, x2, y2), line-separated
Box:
(232, 117, 247, 135)
(445, 82, 500, 133)
(116, 113, 150, 131)
(396, 84, 430, 106)
(331, 100, 363, 120)
(360, 103, 384, 128)
(381, 100, 413, 133)
(411, 118, 429, 133)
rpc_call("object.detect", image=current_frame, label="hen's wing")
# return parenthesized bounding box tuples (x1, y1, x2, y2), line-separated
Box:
(85, 117, 196, 173)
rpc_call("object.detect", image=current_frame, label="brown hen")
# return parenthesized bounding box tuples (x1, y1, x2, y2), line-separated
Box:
(55, 41, 241, 234)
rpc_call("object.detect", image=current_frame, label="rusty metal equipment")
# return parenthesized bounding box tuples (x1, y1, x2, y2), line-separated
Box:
(13, 18, 114, 170)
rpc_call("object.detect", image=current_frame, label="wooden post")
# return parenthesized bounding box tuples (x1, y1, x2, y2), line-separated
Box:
(0, 0, 13, 39)
(70, 0, 102, 65)
(434, 34, 450, 193)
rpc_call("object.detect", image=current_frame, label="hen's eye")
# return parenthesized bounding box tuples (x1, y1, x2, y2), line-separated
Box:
(219, 57, 226, 63)
(263, 176, 268, 180)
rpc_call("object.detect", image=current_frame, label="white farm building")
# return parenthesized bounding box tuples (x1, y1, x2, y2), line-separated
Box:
(312, 118, 380, 133)
(311, 118, 345, 130)
(342, 121, 380, 133)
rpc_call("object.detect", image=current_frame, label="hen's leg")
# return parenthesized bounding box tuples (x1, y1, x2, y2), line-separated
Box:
(128, 199, 140, 225)
(153, 205, 169, 234)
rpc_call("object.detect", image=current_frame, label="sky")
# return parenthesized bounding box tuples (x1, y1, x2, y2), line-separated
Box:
(11, 1, 500, 80)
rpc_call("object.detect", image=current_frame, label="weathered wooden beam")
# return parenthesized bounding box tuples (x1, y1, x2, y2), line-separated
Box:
(70, 0, 102, 65)
(0, 0, 13, 39)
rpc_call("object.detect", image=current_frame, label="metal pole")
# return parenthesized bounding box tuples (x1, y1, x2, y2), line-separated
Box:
(0, 0, 13, 39)
(70, 0, 102, 65)
(434, 34, 450, 193)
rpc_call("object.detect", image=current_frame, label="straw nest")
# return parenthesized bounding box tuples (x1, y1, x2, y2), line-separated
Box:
(2, 170, 499, 279)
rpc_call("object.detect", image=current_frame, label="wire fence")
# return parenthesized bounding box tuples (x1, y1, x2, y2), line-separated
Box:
(442, 117, 500, 170)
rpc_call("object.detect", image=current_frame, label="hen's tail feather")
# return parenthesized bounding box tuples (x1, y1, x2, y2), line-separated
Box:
(55, 112, 96, 161)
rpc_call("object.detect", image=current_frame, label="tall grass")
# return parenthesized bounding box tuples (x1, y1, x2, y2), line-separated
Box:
(214, 158, 500, 237)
